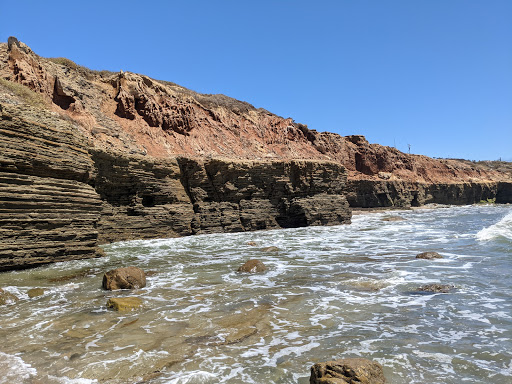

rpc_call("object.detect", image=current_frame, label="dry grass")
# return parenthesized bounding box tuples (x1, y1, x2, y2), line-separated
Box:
(47, 57, 79, 70)
(0, 78, 48, 109)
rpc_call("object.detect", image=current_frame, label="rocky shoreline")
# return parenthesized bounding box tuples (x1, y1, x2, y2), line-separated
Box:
(0, 37, 511, 271)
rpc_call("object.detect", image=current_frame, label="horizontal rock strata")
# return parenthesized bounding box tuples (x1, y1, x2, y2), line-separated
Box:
(0, 103, 351, 270)
(0, 104, 103, 271)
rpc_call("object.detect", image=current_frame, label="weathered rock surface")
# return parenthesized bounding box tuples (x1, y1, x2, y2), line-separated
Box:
(106, 297, 143, 311)
(416, 252, 442, 260)
(310, 358, 386, 384)
(102, 267, 147, 290)
(238, 259, 267, 273)
(0, 103, 103, 271)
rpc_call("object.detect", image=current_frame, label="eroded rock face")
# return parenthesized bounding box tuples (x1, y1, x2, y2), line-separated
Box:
(102, 267, 147, 290)
(310, 358, 386, 384)
(238, 260, 267, 273)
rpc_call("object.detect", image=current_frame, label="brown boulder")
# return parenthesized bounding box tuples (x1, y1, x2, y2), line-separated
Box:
(416, 252, 442, 260)
(27, 288, 45, 298)
(237, 259, 266, 273)
(0, 288, 19, 305)
(102, 267, 146, 290)
(310, 358, 386, 384)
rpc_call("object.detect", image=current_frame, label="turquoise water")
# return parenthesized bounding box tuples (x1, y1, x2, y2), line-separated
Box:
(0, 205, 511, 383)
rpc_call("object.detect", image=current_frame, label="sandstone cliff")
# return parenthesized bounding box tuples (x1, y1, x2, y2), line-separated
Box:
(0, 101, 350, 270)
(0, 37, 510, 270)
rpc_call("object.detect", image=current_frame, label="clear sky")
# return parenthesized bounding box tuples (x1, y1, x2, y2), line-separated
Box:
(1, 0, 511, 161)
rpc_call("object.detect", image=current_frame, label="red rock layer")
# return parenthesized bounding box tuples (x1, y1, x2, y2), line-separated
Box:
(0, 38, 510, 185)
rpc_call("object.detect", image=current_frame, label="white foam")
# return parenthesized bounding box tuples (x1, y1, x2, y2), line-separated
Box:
(0, 352, 37, 383)
(476, 210, 512, 242)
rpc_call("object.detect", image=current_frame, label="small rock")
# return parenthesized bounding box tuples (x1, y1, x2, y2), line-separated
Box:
(382, 216, 405, 222)
(260, 246, 279, 252)
(416, 252, 442, 260)
(0, 288, 18, 305)
(102, 267, 146, 290)
(246, 241, 258, 246)
(27, 288, 45, 298)
(237, 259, 266, 273)
(106, 297, 143, 311)
(310, 358, 386, 384)
(418, 284, 454, 293)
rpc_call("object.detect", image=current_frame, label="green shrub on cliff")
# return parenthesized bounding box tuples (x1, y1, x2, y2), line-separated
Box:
(478, 198, 496, 204)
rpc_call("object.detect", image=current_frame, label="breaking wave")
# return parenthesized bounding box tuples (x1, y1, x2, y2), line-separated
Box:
(476, 210, 512, 242)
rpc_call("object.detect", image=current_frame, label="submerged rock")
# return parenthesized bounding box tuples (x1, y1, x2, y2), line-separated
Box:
(27, 288, 45, 298)
(0, 288, 18, 305)
(237, 259, 266, 273)
(106, 297, 143, 311)
(416, 252, 442, 260)
(102, 267, 146, 290)
(382, 216, 405, 222)
(418, 284, 455, 293)
(310, 358, 386, 384)
(260, 246, 280, 252)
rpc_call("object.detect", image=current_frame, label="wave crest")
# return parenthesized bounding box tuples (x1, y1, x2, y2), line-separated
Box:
(476, 211, 512, 242)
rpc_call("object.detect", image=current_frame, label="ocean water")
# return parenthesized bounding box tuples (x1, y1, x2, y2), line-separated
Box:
(0, 205, 511, 384)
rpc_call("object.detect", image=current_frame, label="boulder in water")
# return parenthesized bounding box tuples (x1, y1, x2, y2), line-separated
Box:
(310, 358, 386, 384)
(418, 284, 454, 293)
(416, 251, 442, 260)
(106, 297, 143, 311)
(27, 288, 45, 298)
(102, 267, 146, 290)
(0, 288, 19, 305)
(237, 259, 266, 273)
(247, 241, 258, 246)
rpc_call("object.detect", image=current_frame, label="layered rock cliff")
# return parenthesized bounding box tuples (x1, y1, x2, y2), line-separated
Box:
(0, 37, 510, 269)
(0, 102, 350, 270)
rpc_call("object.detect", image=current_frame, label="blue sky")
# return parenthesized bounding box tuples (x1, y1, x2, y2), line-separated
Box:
(1, 0, 511, 160)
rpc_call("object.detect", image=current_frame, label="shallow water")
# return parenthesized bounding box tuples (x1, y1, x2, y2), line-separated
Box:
(0, 205, 511, 383)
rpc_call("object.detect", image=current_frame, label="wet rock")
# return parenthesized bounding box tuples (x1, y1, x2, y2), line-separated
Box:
(416, 251, 442, 260)
(247, 241, 258, 246)
(0, 288, 18, 305)
(237, 259, 266, 273)
(418, 284, 454, 293)
(106, 297, 143, 311)
(102, 267, 146, 290)
(382, 216, 405, 222)
(310, 358, 386, 384)
(27, 288, 45, 298)
(260, 246, 280, 252)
